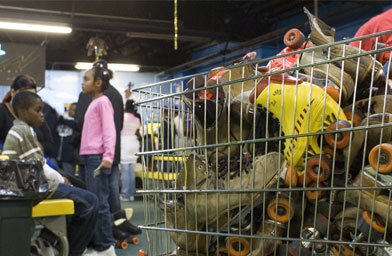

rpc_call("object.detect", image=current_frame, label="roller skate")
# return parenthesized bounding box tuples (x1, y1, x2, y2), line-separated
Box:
(334, 207, 390, 255)
(184, 77, 254, 165)
(177, 151, 284, 225)
(249, 79, 349, 183)
(304, 7, 386, 101)
(286, 213, 336, 256)
(346, 95, 392, 119)
(161, 199, 209, 254)
(340, 165, 392, 226)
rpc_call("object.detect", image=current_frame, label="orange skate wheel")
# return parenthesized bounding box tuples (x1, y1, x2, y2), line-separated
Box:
(325, 85, 340, 102)
(325, 120, 351, 149)
(285, 166, 298, 187)
(139, 249, 147, 256)
(331, 244, 360, 256)
(306, 155, 331, 182)
(322, 145, 340, 159)
(305, 182, 325, 201)
(368, 143, 392, 173)
(228, 237, 250, 256)
(362, 211, 386, 234)
(298, 171, 312, 186)
(267, 197, 294, 223)
(343, 108, 362, 127)
(284, 28, 305, 50)
(115, 240, 128, 250)
(129, 236, 140, 245)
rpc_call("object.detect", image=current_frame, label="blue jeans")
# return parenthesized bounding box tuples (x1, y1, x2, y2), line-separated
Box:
(84, 154, 114, 251)
(78, 164, 86, 183)
(120, 163, 135, 198)
(59, 161, 75, 176)
(108, 164, 121, 213)
(51, 183, 98, 255)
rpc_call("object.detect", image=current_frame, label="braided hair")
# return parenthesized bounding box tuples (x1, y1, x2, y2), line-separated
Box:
(91, 60, 113, 92)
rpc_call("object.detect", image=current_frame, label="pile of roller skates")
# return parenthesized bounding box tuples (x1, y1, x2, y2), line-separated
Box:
(160, 7, 392, 256)
(112, 208, 142, 250)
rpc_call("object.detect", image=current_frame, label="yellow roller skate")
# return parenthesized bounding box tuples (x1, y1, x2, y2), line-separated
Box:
(250, 80, 349, 182)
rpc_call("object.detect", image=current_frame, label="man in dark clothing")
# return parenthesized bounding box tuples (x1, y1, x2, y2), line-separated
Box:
(72, 85, 124, 213)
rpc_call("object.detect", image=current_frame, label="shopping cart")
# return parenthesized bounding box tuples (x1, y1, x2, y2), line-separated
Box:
(133, 9, 392, 256)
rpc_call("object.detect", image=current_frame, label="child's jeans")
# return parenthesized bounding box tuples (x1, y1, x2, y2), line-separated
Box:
(84, 154, 114, 251)
(51, 183, 98, 255)
(120, 163, 135, 199)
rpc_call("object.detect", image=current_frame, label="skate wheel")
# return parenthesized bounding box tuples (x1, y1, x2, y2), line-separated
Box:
(116, 240, 128, 250)
(368, 143, 392, 173)
(306, 155, 331, 182)
(298, 171, 312, 186)
(314, 213, 330, 237)
(285, 166, 298, 187)
(325, 120, 351, 149)
(267, 197, 294, 223)
(343, 108, 363, 127)
(325, 85, 340, 102)
(139, 250, 148, 256)
(288, 241, 312, 256)
(305, 182, 326, 202)
(331, 244, 361, 256)
(284, 28, 305, 50)
(361, 211, 386, 234)
(228, 237, 250, 256)
(129, 236, 140, 245)
(322, 146, 340, 158)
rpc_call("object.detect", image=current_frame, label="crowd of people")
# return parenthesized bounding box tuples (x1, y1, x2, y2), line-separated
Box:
(0, 60, 141, 256)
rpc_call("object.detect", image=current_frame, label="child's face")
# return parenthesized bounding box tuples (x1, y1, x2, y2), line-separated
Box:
(19, 98, 44, 127)
(82, 69, 102, 95)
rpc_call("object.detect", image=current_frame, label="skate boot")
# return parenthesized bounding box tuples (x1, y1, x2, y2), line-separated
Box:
(249, 79, 349, 180)
(299, 48, 355, 103)
(304, 7, 385, 100)
(162, 199, 209, 253)
(249, 220, 286, 256)
(339, 165, 392, 226)
(334, 206, 388, 255)
(177, 151, 284, 225)
(184, 79, 253, 164)
(346, 95, 392, 118)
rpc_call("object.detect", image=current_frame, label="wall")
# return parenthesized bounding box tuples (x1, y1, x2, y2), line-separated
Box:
(38, 70, 155, 115)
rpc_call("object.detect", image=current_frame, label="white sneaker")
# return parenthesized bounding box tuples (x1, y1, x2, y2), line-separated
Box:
(83, 248, 97, 256)
(96, 245, 116, 256)
(120, 195, 130, 202)
(129, 196, 134, 201)
(83, 246, 116, 256)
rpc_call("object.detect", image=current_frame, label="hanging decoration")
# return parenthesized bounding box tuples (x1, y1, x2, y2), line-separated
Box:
(174, 0, 178, 50)
(86, 37, 108, 60)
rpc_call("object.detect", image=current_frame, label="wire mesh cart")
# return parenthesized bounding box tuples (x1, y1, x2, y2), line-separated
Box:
(134, 8, 392, 256)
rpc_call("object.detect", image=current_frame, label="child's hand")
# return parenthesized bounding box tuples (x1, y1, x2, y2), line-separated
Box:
(99, 160, 112, 169)
(63, 177, 72, 185)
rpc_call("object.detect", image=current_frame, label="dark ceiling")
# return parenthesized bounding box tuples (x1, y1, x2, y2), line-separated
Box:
(0, 1, 389, 73)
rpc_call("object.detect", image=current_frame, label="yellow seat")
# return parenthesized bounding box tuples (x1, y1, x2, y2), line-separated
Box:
(135, 170, 177, 181)
(32, 199, 75, 256)
(32, 199, 74, 218)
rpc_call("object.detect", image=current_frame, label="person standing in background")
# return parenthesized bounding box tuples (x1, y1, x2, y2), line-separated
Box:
(120, 99, 141, 202)
(72, 63, 124, 214)
(79, 60, 117, 255)
(56, 103, 77, 175)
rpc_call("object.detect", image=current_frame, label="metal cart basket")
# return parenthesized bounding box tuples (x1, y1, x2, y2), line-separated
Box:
(134, 12, 392, 256)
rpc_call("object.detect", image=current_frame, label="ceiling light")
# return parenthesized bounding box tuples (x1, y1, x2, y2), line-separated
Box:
(0, 44, 5, 56)
(0, 20, 71, 34)
(75, 62, 140, 72)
